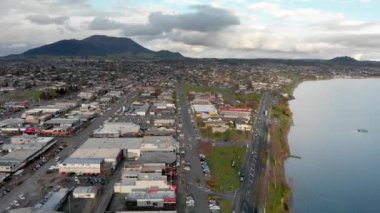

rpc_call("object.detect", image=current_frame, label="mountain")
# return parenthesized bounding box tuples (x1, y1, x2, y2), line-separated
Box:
(11, 35, 184, 59)
(328, 56, 358, 64)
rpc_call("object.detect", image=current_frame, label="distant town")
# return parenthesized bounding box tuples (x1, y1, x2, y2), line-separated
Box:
(0, 57, 379, 213)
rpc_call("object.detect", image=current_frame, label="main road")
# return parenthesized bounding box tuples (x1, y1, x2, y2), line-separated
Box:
(176, 84, 210, 213)
(0, 91, 136, 212)
(234, 92, 274, 213)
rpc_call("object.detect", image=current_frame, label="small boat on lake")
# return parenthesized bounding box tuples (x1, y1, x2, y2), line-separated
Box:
(357, 129, 368, 133)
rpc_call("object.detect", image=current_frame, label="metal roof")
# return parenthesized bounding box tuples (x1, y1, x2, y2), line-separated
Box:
(39, 188, 69, 211)
(61, 158, 104, 165)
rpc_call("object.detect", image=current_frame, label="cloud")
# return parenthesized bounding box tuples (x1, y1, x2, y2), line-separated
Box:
(249, 2, 344, 22)
(26, 14, 70, 25)
(88, 5, 240, 35)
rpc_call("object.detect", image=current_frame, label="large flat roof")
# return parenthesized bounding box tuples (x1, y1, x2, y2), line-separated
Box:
(70, 148, 121, 159)
(1, 149, 38, 161)
(82, 138, 142, 149)
(39, 188, 69, 211)
(0, 118, 25, 127)
(73, 186, 97, 194)
(8, 208, 63, 213)
(44, 118, 80, 125)
(136, 152, 177, 164)
(61, 158, 104, 165)
(94, 122, 140, 134)
(191, 104, 217, 113)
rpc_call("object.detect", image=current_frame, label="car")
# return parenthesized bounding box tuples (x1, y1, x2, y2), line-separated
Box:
(184, 166, 191, 171)
(19, 194, 25, 200)
(55, 156, 61, 162)
(186, 195, 195, 207)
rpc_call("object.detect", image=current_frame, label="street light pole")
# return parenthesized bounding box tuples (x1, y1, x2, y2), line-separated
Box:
(68, 193, 71, 213)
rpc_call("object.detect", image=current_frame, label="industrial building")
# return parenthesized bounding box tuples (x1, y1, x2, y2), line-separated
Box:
(7, 208, 63, 213)
(69, 148, 122, 169)
(93, 122, 141, 138)
(58, 136, 178, 176)
(0, 136, 56, 173)
(34, 188, 69, 211)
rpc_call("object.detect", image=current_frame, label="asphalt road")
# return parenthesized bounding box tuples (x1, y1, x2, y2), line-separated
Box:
(234, 92, 274, 213)
(0, 92, 136, 212)
(176, 85, 210, 213)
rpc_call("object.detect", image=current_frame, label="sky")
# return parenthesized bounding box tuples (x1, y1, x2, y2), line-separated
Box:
(1, 0, 380, 60)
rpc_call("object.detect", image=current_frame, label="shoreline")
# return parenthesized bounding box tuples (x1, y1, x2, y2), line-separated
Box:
(265, 76, 379, 213)
(260, 78, 305, 213)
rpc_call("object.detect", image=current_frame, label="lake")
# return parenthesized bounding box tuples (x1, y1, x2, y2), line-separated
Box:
(285, 79, 380, 213)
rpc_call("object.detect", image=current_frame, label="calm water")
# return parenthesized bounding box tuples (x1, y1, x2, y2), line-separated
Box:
(285, 79, 380, 213)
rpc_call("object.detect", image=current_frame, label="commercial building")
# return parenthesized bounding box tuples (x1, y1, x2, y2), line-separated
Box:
(125, 189, 176, 211)
(58, 136, 178, 176)
(219, 106, 252, 120)
(114, 163, 170, 193)
(0, 118, 27, 134)
(58, 158, 104, 175)
(72, 186, 98, 198)
(70, 148, 122, 169)
(22, 104, 70, 120)
(0, 136, 56, 173)
(140, 136, 178, 153)
(191, 101, 218, 116)
(43, 118, 81, 129)
(93, 122, 141, 138)
(40, 117, 82, 136)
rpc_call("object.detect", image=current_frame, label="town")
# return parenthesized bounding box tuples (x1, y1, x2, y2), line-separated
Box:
(0, 58, 379, 213)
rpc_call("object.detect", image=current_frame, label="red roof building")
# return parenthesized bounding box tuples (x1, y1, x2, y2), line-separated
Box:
(219, 106, 252, 119)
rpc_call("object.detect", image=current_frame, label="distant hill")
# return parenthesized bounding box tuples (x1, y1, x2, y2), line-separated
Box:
(328, 56, 358, 64)
(5, 35, 184, 59)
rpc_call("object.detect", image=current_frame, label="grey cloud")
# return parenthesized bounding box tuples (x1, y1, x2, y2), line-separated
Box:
(309, 21, 379, 31)
(320, 34, 380, 49)
(26, 14, 69, 25)
(88, 5, 240, 35)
